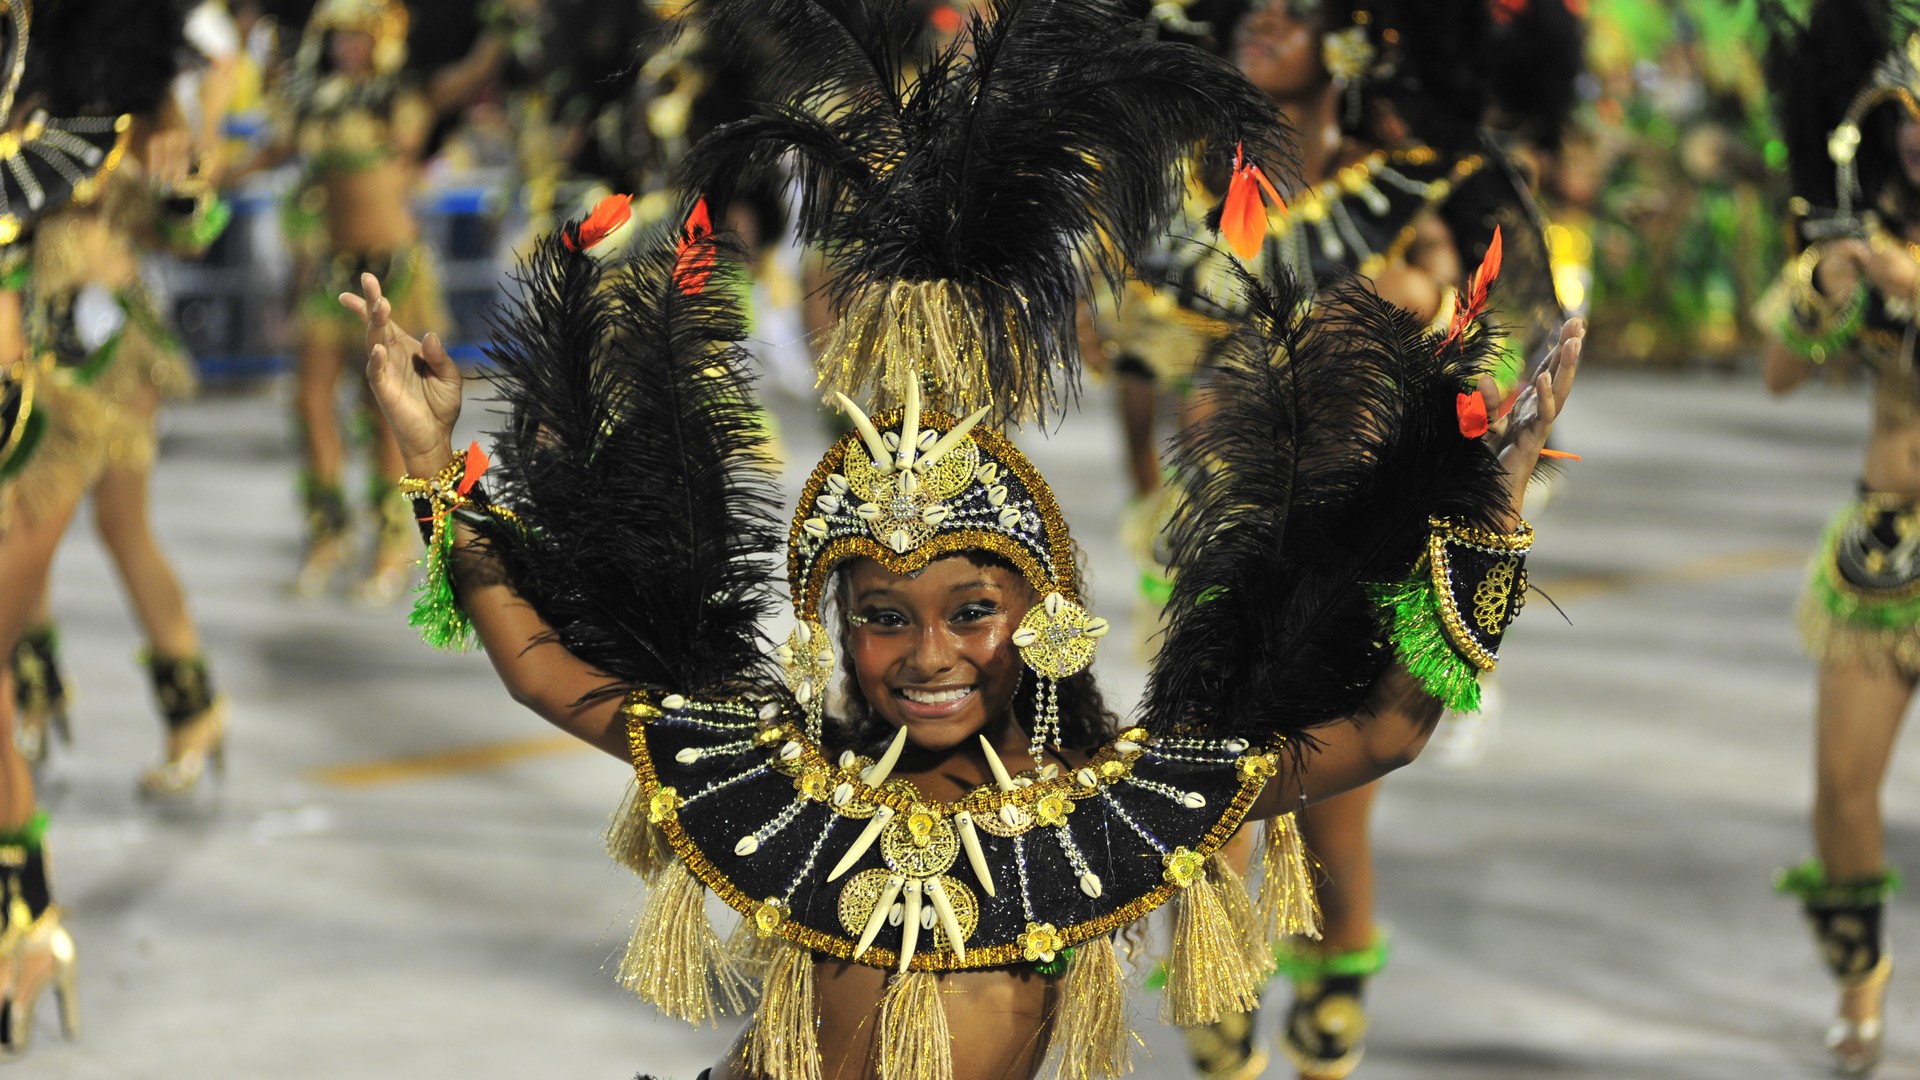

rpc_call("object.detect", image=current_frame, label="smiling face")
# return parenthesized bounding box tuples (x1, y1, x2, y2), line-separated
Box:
(841, 554, 1035, 753)
(328, 29, 375, 75)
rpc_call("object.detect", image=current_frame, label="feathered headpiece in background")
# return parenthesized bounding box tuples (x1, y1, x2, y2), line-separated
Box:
(1762, 0, 1919, 227)
(467, 203, 785, 700)
(679, 0, 1290, 424)
(1144, 265, 1512, 748)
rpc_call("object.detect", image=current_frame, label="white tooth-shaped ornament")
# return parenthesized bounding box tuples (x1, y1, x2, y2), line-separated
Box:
(661, 694, 687, 711)
(1000, 803, 1031, 829)
(1085, 618, 1110, 638)
(817, 494, 841, 515)
(1076, 768, 1098, 788)
(921, 905, 937, 930)
(864, 727, 909, 786)
(922, 407, 990, 468)
(834, 393, 894, 474)
(988, 484, 1009, 507)
(954, 812, 995, 897)
(917, 429, 938, 450)
(803, 518, 828, 538)
(827, 805, 895, 880)
(839, 750, 858, 769)
(1011, 627, 1039, 648)
(826, 473, 850, 495)
(735, 835, 760, 856)
(898, 880, 924, 973)
(899, 469, 918, 494)
(833, 782, 854, 807)
(978, 736, 1018, 793)
(1114, 739, 1141, 754)
(1044, 593, 1065, 617)
(675, 747, 702, 764)
(795, 683, 814, 706)
(888, 903, 904, 926)
(888, 530, 913, 554)
(780, 741, 803, 761)
(1181, 792, 1207, 809)
(1079, 873, 1104, 898)
(775, 645, 795, 666)
(760, 703, 783, 721)
(883, 431, 901, 450)
(1225, 739, 1249, 753)
(998, 507, 1022, 529)
(922, 505, 950, 526)
(856, 503, 882, 521)
(976, 462, 1000, 484)
(926, 877, 968, 960)
(853, 874, 906, 961)
(897, 375, 920, 471)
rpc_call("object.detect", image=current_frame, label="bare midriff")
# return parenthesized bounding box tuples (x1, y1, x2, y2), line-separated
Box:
(320, 158, 417, 253)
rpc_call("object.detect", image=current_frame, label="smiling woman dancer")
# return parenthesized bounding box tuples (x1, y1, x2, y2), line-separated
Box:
(1762, 1, 1920, 1074)
(351, 3, 1577, 1078)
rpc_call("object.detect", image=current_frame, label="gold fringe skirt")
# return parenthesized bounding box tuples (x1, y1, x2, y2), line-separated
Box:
(0, 370, 109, 534)
(1797, 496, 1920, 678)
(296, 242, 450, 351)
(85, 287, 197, 473)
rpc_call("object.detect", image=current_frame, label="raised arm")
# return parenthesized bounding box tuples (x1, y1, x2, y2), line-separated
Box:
(343, 273, 629, 759)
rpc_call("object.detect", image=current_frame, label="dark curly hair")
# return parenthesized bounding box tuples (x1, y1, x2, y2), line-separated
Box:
(822, 549, 1121, 758)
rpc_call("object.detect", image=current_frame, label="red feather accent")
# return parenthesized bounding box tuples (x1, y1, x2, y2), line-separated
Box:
(1441, 225, 1504, 350)
(565, 194, 633, 252)
(1222, 143, 1285, 260)
(1456, 391, 1489, 439)
(457, 441, 490, 496)
(674, 198, 717, 294)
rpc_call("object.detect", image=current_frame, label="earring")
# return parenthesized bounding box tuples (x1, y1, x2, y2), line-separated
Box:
(1011, 592, 1109, 762)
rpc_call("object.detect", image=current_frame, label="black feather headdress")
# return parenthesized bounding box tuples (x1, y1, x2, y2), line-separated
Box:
(1144, 265, 1511, 747)
(679, 0, 1289, 424)
(469, 214, 785, 699)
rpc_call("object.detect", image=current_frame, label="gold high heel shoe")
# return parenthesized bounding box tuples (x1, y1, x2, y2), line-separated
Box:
(352, 494, 418, 606)
(138, 653, 229, 797)
(2, 908, 79, 1053)
(291, 479, 351, 599)
(1828, 955, 1891, 1076)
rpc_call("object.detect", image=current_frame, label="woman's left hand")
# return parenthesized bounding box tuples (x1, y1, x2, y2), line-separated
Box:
(1470, 317, 1583, 529)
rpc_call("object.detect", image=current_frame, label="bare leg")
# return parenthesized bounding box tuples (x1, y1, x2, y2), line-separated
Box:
(92, 393, 198, 659)
(0, 498, 82, 828)
(1302, 783, 1380, 954)
(1117, 370, 1160, 499)
(1813, 660, 1913, 880)
(355, 371, 416, 604)
(292, 328, 352, 595)
(1282, 781, 1382, 1080)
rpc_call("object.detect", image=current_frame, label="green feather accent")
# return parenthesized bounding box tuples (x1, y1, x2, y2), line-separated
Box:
(409, 518, 477, 652)
(1032, 945, 1074, 977)
(1372, 570, 1482, 713)
(1775, 860, 1902, 905)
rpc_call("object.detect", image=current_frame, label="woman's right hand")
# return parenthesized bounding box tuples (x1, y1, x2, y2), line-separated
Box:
(340, 272, 463, 476)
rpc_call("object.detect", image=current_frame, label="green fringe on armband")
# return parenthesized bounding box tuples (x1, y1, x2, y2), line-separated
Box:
(160, 196, 232, 252)
(1779, 285, 1865, 364)
(409, 519, 477, 652)
(1371, 572, 1482, 713)
(1273, 933, 1390, 983)
(1776, 860, 1902, 906)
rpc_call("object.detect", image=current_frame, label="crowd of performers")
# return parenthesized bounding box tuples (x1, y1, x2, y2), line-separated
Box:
(0, 0, 1911, 1078)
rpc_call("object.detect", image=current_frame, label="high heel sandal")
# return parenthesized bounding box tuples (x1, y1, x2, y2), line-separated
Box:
(352, 488, 417, 606)
(9, 625, 71, 766)
(1276, 934, 1389, 1080)
(291, 478, 351, 599)
(0, 815, 78, 1056)
(138, 652, 228, 796)
(1778, 861, 1900, 1077)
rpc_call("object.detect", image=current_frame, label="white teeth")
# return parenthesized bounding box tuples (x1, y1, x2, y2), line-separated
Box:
(901, 687, 971, 705)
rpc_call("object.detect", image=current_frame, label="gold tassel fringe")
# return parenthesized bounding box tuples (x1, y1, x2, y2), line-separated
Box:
(615, 859, 748, 1025)
(1162, 856, 1264, 1027)
(878, 969, 954, 1080)
(1208, 853, 1275, 979)
(1255, 813, 1323, 941)
(745, 938, 822, 1080)
(605, 780, 671, 881)
(0, 376, 107, 534)
(1045, 936, 1133, 1080)
(816, 280, 1045, 424)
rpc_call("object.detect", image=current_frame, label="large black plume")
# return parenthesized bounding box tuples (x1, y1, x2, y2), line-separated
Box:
(1142, 265, 1511, 748)
(1761, 0, 1917, 212)
(23, 0, 187, 117)
(678, 0, 1290, 422)
(471, 219, 785, 699)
